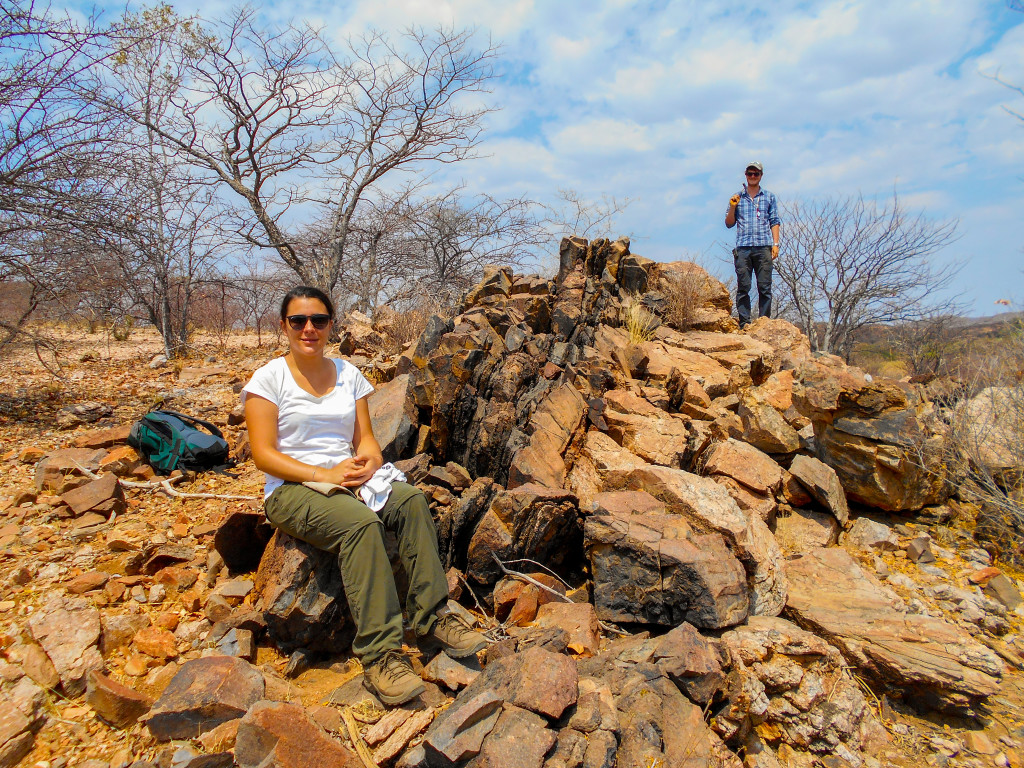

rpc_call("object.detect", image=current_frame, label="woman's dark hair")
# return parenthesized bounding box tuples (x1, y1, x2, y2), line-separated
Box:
(280, 286, 335, 321)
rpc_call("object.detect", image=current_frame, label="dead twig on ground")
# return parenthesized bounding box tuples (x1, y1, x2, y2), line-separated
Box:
(73, 462, 258, 500)
(455, 571, 496, 628)
(491, 554, 628, 636)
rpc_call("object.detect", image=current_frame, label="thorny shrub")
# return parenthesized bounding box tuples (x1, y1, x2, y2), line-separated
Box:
(659, 265, 715, 332)
(933, 322, 1024, 564)
(374, 298, 453, 357)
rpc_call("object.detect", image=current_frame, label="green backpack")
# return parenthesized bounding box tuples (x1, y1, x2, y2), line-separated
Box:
(128, 409, 232, 474)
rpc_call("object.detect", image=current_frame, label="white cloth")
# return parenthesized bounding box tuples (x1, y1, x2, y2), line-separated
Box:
(358, 463, 407, 512)
(241, 356, 375, 499)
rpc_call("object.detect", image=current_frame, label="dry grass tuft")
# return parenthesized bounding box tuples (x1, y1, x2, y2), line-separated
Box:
(621, 293, 659, 344)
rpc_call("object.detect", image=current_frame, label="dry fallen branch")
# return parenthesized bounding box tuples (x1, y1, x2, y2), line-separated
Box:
(73, 462, 258, 500)
(342, 706, 379, 768)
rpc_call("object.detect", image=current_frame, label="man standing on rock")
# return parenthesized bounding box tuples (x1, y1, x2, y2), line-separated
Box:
(725, 161, 781, 329)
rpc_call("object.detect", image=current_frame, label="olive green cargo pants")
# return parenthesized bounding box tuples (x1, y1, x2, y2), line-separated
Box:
(264, 481, 448, 664)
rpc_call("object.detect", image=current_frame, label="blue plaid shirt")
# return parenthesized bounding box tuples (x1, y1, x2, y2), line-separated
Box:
(731, 188, 780, 247)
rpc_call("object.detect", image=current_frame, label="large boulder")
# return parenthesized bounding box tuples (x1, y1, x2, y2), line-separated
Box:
(368, 373, 417, 463)
(254, 531, 353, 654)
(795, 361, 947, 511)
(785, 547, 1003, 711)
(585, 511, 749, 629)
(626, 465, 787, 616)
(144, 656, 265, 741)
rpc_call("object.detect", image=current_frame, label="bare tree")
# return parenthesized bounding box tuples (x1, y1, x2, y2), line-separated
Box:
(106, 5, 498, 294)
(0, 1, 121, 347)
(231, 253, 289, 346)
(773, 194, 960, 360)
(548, 188, 632, 240)
(886, 311, 964, 379)
(402, 190, 544, 307)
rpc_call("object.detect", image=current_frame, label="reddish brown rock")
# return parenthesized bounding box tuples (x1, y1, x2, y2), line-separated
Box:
(738, 388, 800, 454)
(590, 489, 667, 517)
(789, 454, 850, 526)
(34, 448, 106, 492)
(423, 690, 504, 766)
(100, 613, 152, 656)
(780, 470, 814, 507)
(712, 476, 776, 523)
(99, 446, 141, 476)
(0, 701, 35, 768)
(73, 424, 133, 449)
(601, 389, 691, 467)
(235, 700, 362, 768)
(144, 656, 265, 741)
(566, 430, 649, 507)
(423, 652, 481, 692)
(507, 383, 586, 490)
(506, 585, 540, 626)
(28, 596, 103, 696)
(534, 602, 600, 657)
(471, 705, 557, 768)
(652, 621, 726, 706)
(13, 641, 60, 690)
(66, 571, 109, 595)
(134, 626, 179, 660)
(703, 439, 783, 495)
(59, 473, 125, 517)
(86, 671, 153, 727)
(368, 373, 418, 463)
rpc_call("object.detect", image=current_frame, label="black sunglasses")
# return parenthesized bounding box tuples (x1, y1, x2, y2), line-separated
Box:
(286, 314, 331, 330)
(746, 170, 762, 177)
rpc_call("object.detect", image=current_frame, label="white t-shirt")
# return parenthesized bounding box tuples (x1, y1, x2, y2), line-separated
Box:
(241, 356, 376, 498)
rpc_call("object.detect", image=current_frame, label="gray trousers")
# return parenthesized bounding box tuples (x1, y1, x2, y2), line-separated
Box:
(265, 481, 448, 664)
(734, 246, 773, 326)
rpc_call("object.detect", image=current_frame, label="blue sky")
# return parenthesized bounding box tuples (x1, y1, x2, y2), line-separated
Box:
(72, 0, 1024, 314)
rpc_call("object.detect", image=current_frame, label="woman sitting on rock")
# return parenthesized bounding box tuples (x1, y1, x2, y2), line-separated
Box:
(242, 285, 486, 704)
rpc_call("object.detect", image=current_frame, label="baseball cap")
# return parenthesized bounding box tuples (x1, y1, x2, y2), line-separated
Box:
(745, 161, 763, 172)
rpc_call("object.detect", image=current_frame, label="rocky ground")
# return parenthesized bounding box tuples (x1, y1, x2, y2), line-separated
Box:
(1, 240, 1024, 768)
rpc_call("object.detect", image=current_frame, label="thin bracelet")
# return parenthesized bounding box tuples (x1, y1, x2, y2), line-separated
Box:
(312, 468, 317, 482)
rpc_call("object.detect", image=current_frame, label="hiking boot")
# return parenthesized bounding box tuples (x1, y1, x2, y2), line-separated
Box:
(420, 611, 487, 659)
(362, 650, 425, 705)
